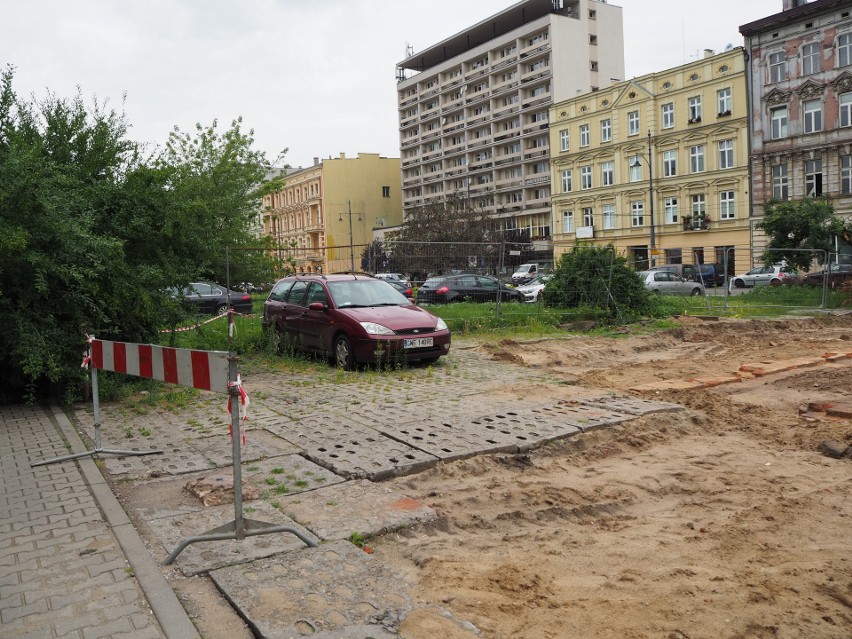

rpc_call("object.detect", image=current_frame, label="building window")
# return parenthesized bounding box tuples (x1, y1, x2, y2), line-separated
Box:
(631, 201, 644, 227)
(603, 204, 615, 229)
(690, 145, 705, 173)
(582, 207, 594, 227)
(663, 150, 677, 177)
(802, 42, 820, 75)
(840, 93, 852, 127)
(629, 156, 642, 182)
(581, 165, 592, 189)
(664, 196, 679, 224)
(561, 169, 573, 192)
(769, 51, 786, 83)
(717, 87, 732, 115)
(839, 33, 852, 67)
(662, 103, 675, 129)
(770, 106, 788, 139)
(601, 161, 614, 186)
(691, 194, 706, 220)
(772, 164, 789, 200)
(382, 186, 390, 198)
(803, 99, 823, 133)
(719, 139, 734, 169)
(805, 159, 823, 197)
(628, 110, 640, 135)
(562, 210, 574, 233)
(720, 191, 735, 220)
(601, 118, 611, 142)
(580, 124, 590, 147)
(688, 96, 702, 123)
(559, 129, 570, 151)
(841, 156, 852, 195)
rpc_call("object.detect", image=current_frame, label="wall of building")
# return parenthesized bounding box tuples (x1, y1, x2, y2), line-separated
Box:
(549, 48, 752, 273)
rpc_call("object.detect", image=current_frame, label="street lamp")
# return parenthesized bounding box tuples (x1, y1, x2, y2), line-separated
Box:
(339, 199, 362, 273)
(631, 130, 656, 268)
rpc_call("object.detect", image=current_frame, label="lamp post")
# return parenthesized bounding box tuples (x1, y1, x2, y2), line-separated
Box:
(339, 200, 361, 273)
(631, 130, 656, 268)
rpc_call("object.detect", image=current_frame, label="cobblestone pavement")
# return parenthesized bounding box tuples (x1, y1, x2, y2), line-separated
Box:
(0, 404, 198, 639)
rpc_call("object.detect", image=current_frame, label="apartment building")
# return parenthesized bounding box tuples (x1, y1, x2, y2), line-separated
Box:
(395, 0, 624, 258)
(260, 153, 402, 275)
(549, 48, 752, 274)
(740, 0, 852, 256)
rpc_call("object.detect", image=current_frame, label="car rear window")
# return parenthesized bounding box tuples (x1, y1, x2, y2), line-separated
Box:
(422, 277, 446, 288)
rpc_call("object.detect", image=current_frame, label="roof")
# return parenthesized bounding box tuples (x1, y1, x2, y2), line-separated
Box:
(739, 0, 848, 36)
(398, 0, 578, 72)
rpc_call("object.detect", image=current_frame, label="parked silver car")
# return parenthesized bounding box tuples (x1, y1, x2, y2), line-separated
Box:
(515, 274, 553, 302)
(728, 264, 797, 289)
(638, 271, 705, 296)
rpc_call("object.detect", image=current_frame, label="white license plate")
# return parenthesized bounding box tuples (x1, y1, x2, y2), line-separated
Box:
(404, 337, 433, 349)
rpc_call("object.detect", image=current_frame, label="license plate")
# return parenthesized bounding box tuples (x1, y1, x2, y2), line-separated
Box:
(404, 337, 433, 349)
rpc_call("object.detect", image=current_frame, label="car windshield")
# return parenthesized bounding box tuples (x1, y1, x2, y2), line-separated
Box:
(327, 279, 409, 308)
(527, 275, 551, 286)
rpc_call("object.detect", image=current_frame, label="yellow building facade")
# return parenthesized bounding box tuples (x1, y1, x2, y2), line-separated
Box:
(549, 48, 751, 274)
(261, 153, 402, 275)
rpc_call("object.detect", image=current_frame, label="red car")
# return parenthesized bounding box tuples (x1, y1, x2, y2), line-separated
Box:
(262, 274, 451, 369)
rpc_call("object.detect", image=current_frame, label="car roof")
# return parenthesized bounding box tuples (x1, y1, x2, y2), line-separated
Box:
(275, 273, 376, 284)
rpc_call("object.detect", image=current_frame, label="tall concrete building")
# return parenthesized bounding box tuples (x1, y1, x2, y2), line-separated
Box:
(396, 0, 624, 260)
(260, 153, 402, 275)
(549, 48, 751, 274)
(740, 0, 852, 257)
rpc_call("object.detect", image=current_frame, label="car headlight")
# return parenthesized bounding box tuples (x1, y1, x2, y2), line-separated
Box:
(435, 317, 448, 331)
(360, 322, 394, 335)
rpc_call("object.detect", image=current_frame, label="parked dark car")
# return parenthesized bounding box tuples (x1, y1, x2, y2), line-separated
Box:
(262, 274, 450, 369)
(416, 274, 525, 304)
(178, 282, 254, 315)
(385, 279, 414, 299)
(649, 263, 726, 287)
(802, 263, 852, 289)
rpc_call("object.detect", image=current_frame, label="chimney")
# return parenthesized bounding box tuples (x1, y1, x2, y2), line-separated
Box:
(704, 49, 715, 59)
(782, 0, 807, 10)
(313, 157, 319, 166)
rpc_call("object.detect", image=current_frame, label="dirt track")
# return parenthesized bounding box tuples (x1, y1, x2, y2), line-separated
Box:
(376, 315, 852, 639)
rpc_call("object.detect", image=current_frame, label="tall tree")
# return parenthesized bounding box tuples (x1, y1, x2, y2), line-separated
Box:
(757, 198, 852, 271)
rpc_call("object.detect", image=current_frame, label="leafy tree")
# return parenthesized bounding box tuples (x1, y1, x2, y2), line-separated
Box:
(757, 198, 852, 271)
(0, 66, 284, 402)
(542, 244, 649, 317)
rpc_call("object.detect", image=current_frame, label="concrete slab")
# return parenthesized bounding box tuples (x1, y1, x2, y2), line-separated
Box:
(275, 480, 437, 542)
(581, 395, 684, 416)
(189, 428, 300, 467)
(147, 500, 317, 576)
(209, 540, 409, 639)
(242, 453, 346, 498)
(525, 401, 632, 432)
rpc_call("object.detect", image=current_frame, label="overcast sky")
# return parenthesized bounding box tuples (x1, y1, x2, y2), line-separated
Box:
(4, 0, 781, 169)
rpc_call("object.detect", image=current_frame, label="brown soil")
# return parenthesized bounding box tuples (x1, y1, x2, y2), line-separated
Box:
(376, 315, 852, 639)
(107, 314, 852, 639)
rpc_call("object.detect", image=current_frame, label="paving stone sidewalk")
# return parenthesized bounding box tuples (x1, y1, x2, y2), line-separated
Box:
(0, 404, 198, 639)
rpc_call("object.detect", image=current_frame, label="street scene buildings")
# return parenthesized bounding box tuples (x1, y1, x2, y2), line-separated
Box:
(258, 0, 852, 274)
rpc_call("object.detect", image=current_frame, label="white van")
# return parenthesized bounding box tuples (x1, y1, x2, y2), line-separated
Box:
(511, 263, 538, 284)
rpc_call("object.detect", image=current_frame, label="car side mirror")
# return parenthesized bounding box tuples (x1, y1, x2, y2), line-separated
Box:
(308, 302, 327, 311)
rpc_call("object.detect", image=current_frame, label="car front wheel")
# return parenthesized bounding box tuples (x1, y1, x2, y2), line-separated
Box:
(690, 288, 702, 296)
(334, 334, 354, 370)
(733, 278, 745, 288)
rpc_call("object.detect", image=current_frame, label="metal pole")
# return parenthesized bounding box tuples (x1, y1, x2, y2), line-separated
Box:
(648, 130, 656, 268)
(348, 200, 355, 273)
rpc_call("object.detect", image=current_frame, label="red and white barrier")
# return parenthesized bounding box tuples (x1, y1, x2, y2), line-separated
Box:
(90, 339, 230, 394)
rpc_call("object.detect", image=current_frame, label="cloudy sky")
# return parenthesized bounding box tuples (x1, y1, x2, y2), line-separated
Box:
(4, 0, 781, 169)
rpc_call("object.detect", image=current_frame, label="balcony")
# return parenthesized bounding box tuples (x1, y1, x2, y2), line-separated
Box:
(682, 216, 709, 231)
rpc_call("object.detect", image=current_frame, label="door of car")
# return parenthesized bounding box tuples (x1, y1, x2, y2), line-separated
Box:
(651, 271, 682, 294)
(297, 282, 334, 352)
(185, 283, 221, 313)
(275, 280, 309, 347)
(454, 275, 480, 301)
(474, 276, 499, 301)
(744, 267, 770, 286)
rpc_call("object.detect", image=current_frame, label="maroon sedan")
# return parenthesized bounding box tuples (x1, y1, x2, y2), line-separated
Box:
(262, 274, 451, 369)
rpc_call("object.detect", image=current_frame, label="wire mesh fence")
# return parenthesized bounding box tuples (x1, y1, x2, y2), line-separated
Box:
(214, 240, 843, 334)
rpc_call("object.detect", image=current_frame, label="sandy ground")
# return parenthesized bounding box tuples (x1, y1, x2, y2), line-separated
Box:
(105, 315, 852, 639)
(377, 315, 852, 639)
